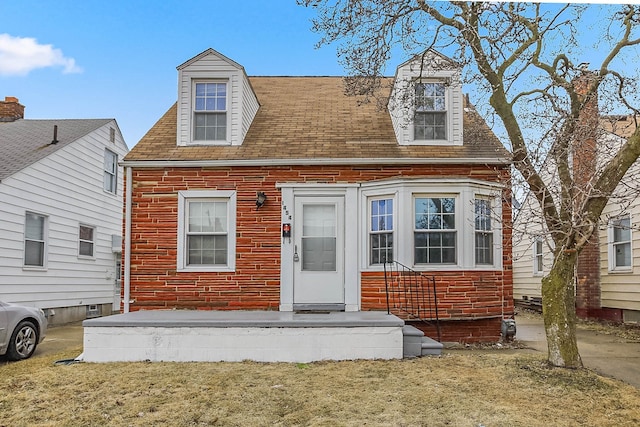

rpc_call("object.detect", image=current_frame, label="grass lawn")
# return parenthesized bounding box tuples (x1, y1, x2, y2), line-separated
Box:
(2, 341, 640, 426)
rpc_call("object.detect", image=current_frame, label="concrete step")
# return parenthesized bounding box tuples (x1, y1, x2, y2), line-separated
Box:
(403, 325, 442, 357)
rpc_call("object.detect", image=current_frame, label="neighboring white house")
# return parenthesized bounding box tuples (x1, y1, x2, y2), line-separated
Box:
(513, 114, 640, 323)
(0, 96, 129, 324)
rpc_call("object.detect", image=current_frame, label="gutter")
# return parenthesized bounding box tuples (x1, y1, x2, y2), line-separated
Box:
(121, 157, 512, 168)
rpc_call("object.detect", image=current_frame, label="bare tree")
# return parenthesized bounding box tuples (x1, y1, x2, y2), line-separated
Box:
(300, 1, 640, 368)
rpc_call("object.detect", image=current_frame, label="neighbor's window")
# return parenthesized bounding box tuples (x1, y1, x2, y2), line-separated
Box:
(79, 225, 95, 257)
(611, 216, 632, 269)
(370, 198, 394, 264)
(104, 149, 117, 193)
(414, 197, 456, 264)
(414, 82, 446, 140)
(534, 238, 544, 274)
(475, 199, 493, 265)
(24, 212, 47, 267)
(178, 190, 236, 271)
(194, 82, 227, 141)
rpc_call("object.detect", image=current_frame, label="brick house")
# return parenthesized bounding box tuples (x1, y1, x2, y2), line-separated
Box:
(120, 48, 513, 343)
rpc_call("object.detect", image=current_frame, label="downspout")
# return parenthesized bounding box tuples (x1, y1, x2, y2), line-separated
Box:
(124, 165, 132, 313)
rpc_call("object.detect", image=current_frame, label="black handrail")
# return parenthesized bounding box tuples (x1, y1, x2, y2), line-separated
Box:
(384, 260, 441, 342)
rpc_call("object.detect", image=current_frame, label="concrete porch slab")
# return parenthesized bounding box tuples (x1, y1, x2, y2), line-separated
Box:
(82, 310, 404, 363)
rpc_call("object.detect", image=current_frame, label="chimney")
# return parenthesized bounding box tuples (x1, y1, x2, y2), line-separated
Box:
(0, 96, 25, 122)
(572, 69, 602, 320)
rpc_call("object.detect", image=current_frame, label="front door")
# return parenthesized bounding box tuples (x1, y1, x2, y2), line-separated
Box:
(293, 196, 345, 306)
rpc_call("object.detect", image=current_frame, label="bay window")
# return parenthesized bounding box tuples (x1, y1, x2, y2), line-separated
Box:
(369, 198, 394, 264)
(414, 197, 456, 264)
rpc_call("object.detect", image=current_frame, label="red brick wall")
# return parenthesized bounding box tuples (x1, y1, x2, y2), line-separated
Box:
(126, 164, 512, 340)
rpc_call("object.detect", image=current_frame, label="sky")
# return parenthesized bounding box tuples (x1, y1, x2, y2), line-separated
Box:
(0, 0, 347, 147)
(0, 1, 637, 148)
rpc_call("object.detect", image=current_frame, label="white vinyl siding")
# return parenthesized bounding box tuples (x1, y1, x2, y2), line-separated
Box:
(0, 120, 128, 309)
(389, 51, 463, 146)
(177, 190, 237, 272)
(176, 49, 259, 147)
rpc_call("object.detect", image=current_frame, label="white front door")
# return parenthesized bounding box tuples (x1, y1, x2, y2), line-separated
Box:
(293, 196, 345, 305)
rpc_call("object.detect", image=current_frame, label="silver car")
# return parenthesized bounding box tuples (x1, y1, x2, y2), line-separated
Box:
(0, 301, 48, 360)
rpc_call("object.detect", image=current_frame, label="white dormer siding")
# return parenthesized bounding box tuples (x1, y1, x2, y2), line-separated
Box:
(176, 49, 259, 146)
(389, 50, 463, 146)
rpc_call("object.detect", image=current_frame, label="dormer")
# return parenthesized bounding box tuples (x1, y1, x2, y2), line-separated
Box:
(176, 48, 259, 146)
(388, 49, 463, 146)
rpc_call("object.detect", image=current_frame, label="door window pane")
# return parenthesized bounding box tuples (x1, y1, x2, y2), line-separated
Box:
(302, 204, 336, 271)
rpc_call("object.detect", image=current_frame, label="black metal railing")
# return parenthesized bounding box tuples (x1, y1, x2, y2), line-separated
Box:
(383, 260, 441, 342)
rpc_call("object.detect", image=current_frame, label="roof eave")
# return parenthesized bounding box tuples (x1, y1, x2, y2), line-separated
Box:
(121, 157, 512, 168)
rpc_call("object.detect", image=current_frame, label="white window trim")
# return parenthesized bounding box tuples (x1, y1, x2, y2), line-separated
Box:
(533, 237, 544, 276)
(78, 223, 96, 259)
(474, 197, 495, 266)
(413, 80, 448, 143)
(608, 215, 633, 272)
(190, 79, 231, 145)
(367, 195, 397, 266)
(177, 190, 237, 272)
(23, 211, 48, 270)
(359, 179, 503, 272)
(413, 193, 459, 266)
(103, 149, 117, 194)
(409, 78, 457, 146)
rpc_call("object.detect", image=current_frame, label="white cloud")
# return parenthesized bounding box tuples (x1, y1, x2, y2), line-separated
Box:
(0, 33, 82, 76)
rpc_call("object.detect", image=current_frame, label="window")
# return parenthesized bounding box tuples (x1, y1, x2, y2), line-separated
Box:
(178, 190, 236, 271)
(194, 82, 227, 141)
(79, 225, 95, 257)
(610, 216, 632, 270)
(370, 198, 393, 264)
(24, 212, 46, 267)
(475, 199, 493, 265)
(415, 82, 446, 140)
(104, 149, 117, 193)
(534, 238, 544, 274)
(414, 197, 456, 264)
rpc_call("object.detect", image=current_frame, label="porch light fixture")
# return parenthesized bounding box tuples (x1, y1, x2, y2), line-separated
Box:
(256, 191, 267, 210)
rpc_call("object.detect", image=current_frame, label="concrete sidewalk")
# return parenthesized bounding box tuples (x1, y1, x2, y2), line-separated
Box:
(515, 315, 640, 389)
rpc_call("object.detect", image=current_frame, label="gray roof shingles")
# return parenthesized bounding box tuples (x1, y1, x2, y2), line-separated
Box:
(0, 119, 112, 181)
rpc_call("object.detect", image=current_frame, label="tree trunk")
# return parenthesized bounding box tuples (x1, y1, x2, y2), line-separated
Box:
(541, 250, 583, 368)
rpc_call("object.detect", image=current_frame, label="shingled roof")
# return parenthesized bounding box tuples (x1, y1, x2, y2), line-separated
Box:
(0, 119, 112, 181)
(125, 77, 510, 165)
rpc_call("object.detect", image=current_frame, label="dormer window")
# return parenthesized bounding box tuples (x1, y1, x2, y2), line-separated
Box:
(194, 82, 227, 141)
(415, 82, 447, 141)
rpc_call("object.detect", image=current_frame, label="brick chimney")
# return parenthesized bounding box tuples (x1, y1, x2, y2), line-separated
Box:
(0, 96, 25, 122)
(572, 70, 611, 320)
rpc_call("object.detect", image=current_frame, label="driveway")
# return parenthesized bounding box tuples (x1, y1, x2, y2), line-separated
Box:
(516, 315, 640, 389)
(0, 321, 83, 363)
